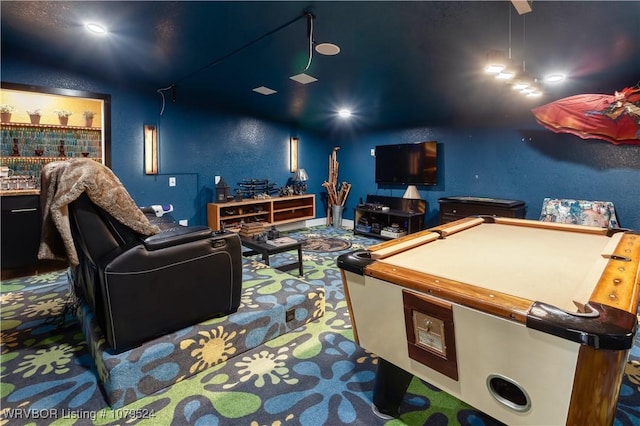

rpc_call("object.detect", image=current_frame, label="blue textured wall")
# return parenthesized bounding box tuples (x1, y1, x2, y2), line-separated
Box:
(3, 55, 639, 230)
(339, 124, 640, 229)
(2, 56, 328, 226)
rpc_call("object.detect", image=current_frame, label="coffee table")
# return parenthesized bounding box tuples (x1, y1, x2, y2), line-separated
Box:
(240, 236, 303, 277)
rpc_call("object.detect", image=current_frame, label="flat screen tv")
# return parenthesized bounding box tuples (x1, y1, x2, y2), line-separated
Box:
(375, 141, 437, 185)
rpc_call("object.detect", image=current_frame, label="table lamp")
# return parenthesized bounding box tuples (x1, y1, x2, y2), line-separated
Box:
(293, 168, 309, 194)
(403, 185, 420, 213)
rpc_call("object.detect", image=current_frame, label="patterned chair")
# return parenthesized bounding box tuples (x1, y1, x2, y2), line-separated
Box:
(539, 198, 619, 228)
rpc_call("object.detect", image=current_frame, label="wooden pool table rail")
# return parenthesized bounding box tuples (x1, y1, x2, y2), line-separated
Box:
(362, 217, 640, 349)
(340, 216, 640, 426)
(365, 260, 532, 323)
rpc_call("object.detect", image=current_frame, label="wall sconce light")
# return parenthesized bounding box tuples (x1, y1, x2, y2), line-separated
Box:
(144, 124, 158, 175)
(290, 136, 299, 173)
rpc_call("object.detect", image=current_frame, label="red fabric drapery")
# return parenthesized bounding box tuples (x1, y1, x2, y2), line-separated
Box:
(531, 86, 640, 145)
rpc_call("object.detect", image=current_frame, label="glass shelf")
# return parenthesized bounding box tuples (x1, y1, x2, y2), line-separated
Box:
(1, 81, 111, 193)
(1, 122, 104, 186)
(2, 156, 103, 162)
(0, 121, 101, 131)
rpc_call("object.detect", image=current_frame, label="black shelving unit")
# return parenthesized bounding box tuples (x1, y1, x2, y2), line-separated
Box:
(354, 195, 426, 240)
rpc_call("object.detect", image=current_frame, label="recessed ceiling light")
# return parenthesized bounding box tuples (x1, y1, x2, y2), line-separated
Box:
(85, 22, 107, 34)
(315, 43, 341, 56)
(338, 109, 352, 118)
(252, 86, 277, 95)
(289, 73, 318, 85)
(544, 73, 566, 83)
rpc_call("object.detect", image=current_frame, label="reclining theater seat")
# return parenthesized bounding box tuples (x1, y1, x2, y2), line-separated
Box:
(37, 158, 242, 353)
(69, 192, 243, 352)
(69, 194, 242, 352)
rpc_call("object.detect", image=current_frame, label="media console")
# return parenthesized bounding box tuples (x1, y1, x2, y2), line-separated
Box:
(438, 196, 526, 224)
(207, 194, 315, 232)
(354, 195, 426, 239)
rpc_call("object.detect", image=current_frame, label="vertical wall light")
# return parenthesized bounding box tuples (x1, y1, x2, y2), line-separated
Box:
(290, 136, 299, 173)
(144, 124, 158, 175)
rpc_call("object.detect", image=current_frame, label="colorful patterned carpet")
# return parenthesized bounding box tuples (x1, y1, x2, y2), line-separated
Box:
(1, 225, 640, 425)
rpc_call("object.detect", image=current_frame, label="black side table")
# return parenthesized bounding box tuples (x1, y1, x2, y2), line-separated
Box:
(240, 236, 303, 277)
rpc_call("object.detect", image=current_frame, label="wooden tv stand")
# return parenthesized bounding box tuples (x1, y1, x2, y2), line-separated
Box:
(354, 195, 426, 239)
(207, 194, 315, 232)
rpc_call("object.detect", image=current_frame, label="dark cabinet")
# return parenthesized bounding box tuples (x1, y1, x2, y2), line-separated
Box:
(1, 195, 41, 268)
(438, 196, 526, 224)
(354, 195, 426, 239)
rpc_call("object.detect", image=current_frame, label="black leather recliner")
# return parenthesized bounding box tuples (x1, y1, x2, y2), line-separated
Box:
(68, 192, 242, 352)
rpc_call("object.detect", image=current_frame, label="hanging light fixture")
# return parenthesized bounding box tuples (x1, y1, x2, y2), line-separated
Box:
(484, 3, 567, 100)
(496, 66, 516, 80)
(484, 49, 507, 74)
(498, 5, 517, 81)
(512, 72, 533, 91)
(512, 80, 530, 91)
(483, 5, 516, 80)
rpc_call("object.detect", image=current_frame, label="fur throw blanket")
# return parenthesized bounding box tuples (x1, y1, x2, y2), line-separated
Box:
(38, 159, 160, 265)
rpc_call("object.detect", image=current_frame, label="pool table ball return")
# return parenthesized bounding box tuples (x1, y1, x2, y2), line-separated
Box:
(338, 216, 640, 425)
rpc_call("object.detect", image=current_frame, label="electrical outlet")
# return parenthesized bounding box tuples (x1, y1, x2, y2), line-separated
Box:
(214, 175, 220, 184)
(179, 219, 188, 226)
(285, 309, 295, 322)
(169, 177, 176, 187)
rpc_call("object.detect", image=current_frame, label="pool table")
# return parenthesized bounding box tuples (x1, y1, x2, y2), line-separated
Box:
(338, 216, 640, 426)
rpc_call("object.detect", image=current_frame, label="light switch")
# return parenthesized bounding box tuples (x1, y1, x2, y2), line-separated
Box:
(169, 177, 176, 187)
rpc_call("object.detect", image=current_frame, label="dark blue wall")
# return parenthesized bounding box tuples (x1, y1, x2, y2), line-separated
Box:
(339, 125, 640, 229)
(2, 56, 329, 226)
(4, 55, 639, 230)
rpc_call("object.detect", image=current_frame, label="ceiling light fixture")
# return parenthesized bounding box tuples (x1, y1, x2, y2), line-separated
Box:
(85, 22, 107, 34)
(316, 43, 341, 56)
(496, 69, 515, 80)
(510, 0, 533, 15)
(484, 9, 560, 101)
(253, 86, 277, 95)
(338, 109, 352, 118)
(512, 71, 534, 91)
(512, 81, 529, 91)
(544, 73, 566, 83)
(484, 49, 507, 74)
(290, 73, 318, 85)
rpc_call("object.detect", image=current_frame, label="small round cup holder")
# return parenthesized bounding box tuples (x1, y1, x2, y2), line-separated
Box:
(486, 374, 531, 413)
(353, 250, 372, 259)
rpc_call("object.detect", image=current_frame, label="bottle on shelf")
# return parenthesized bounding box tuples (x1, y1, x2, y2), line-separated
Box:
(12, 138, 20, 156)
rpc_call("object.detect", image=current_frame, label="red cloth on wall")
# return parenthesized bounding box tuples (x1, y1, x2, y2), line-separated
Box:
(532, 87, 640, 145)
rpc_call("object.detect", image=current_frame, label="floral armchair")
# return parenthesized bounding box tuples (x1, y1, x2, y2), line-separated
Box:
(539, 198, 619, 228)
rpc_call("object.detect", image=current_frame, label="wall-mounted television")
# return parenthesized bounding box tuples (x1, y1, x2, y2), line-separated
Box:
(375, 141, 437, 186)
